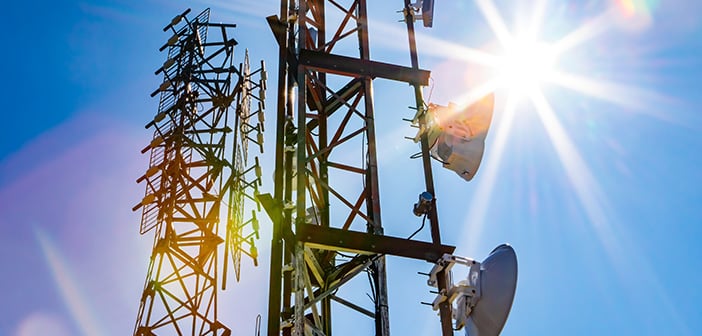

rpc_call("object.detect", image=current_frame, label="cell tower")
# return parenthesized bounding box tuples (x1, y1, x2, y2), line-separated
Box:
(131, 3, 517, 336)
(131, 8, 266, 335)
(260, 1, 458, 335)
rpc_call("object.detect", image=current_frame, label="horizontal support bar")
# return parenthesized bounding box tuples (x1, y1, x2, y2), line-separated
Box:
(299, 49, 430, 86)
(205, 22, 237, 28)
(296, 224, 454, 262)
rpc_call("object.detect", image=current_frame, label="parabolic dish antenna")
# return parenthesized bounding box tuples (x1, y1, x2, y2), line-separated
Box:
(465, 244, 518, 336)
(423, 93, 495, 181)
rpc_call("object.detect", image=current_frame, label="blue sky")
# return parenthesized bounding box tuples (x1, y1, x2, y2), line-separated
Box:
(1, 0, 701, 335)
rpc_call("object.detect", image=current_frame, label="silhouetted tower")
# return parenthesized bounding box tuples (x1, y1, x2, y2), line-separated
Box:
(261, 1, 456, 335)
(132, 8, 266, 335)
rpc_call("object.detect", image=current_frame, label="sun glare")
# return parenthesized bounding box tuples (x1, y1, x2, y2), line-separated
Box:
(450, 0, 633, 256)
(495, 35, 557, 97)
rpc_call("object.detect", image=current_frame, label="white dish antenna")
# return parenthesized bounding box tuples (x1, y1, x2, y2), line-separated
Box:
(463, 244, 518, 336)
(427, 244, 517, 336)
(420, 93, 495, 181)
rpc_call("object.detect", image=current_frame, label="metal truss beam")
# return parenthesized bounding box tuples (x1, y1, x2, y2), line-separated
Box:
(297, 224, 455, 262)
(298, 49, 430, 85)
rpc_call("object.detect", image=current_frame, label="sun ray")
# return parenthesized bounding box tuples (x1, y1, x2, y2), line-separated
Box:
(530, 90, 692, 334)
(550, 70, 637, 106)
(474, 0, 513, 45)
(525, 0, 548, 39)
(530, 91, 610, 233)
(551, 10, 615, 55)
(452, 76, 503, 110)
(34, 227, 103, 336)
(371, 20, 500, 68)
(461, 93, 518, 256)
(416, 32, 500, 67)
(548, 70, 676, 121)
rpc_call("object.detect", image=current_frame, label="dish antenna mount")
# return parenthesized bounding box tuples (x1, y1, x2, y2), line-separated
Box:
(426, 245, 518, 335)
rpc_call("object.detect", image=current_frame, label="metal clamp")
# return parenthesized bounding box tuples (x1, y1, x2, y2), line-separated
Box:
(425, 253, 483, 329)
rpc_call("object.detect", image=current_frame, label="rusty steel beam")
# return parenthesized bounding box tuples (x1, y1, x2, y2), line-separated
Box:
(299, 49, 431, 85)
(296, 224, 456, 262)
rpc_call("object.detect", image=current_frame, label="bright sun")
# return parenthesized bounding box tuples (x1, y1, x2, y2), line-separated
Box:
(495, 35, 558, 96)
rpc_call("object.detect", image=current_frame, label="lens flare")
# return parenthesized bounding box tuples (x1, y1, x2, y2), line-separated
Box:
(14, 312, 70, 336)
(34, 227, 103, 336)
(614, 0, 658, 18)
(613, 0, 660, 30)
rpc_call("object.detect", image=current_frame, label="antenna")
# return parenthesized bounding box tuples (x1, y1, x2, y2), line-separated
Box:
(422, 0, 435, 27)
(407, 0, 436, 27)
(425, 245, 518, 335)
(132, 8, 265, 335)
(417, 93, 496, 181)
(130, 2, 517, 336)
(464, 244, 518, 335)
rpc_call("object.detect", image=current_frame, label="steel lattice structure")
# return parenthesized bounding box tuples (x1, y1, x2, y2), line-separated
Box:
(132, 8, 266, 336)
(261, 1, 456, 335)
(129, 3, 475, 336)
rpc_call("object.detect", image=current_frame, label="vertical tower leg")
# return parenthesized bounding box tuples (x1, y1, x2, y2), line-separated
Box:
(401, 1, 453, 335)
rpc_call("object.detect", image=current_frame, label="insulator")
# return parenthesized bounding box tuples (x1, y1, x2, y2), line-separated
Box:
(167, 34, 179, 46)
(145, 166, 160, 178)
(257, 131, 264, 152)
(259, 87, 265, 101)
(142, 193, 157, 205)
(255, 157, 262, 179)
(257, 102, 265, 124)
(170, 15, 183, 27)
(150, 136, 163, 148)
(260, 60, 267, 81)
(158, 81, 171, 92)
(154, 111, 167, 123)
(163, 58, 176, 70)
(250, 240, 258, 259)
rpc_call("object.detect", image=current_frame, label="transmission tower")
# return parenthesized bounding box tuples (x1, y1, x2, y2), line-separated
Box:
(132, 8, 266, 335)
(130, 3, 516, 336)
(260, 1, 456, 335)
